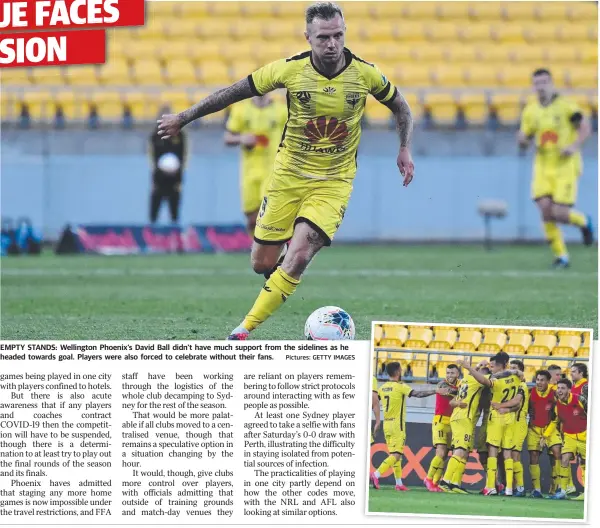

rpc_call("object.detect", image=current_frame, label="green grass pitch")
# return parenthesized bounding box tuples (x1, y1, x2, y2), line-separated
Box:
(1, 244, 597, 340)
(368, 485, 585, 520)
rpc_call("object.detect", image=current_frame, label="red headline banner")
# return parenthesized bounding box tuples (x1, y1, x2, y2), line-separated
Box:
(0, 29, 105, 67)
(0, 0, 145, 32)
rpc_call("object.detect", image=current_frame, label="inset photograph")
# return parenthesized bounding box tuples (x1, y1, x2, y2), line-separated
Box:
(368, 322, 592, 521)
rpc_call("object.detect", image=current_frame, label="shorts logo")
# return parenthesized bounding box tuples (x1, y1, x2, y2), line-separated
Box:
(295, 91, 311, 105)
(345, 92, 361, 108)
(323, 86, 336, 95)
(259, 196, 268, 218)
(304, 116, 348, 146)
(335, 205, 347, 229)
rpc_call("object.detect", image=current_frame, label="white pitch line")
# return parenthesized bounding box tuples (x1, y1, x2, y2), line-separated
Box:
(1, 268, 596, 279)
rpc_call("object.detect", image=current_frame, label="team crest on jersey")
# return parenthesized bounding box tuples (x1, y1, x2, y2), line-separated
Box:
(295, 91, 311, 105)
(345, 92, 361, 108)
(304, 116, 348, 146)
(259, 196, 268, 218)
(323, 86, 336, 95)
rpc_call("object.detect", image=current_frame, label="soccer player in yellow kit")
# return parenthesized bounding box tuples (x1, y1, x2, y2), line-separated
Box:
(518, 68, 593, 268)
(224, 94, 288, 236)
(157, 2, 415, 339)
(459, 353, 521, 496)
(369, 362, 448, 492)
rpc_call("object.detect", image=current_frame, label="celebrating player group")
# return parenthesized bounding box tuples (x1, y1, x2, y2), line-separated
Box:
(371, 354, 589, 500)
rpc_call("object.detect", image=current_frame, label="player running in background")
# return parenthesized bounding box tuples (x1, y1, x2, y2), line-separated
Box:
(370, 362, 449, 492)
(371, 375, 381, 444)
(490, 359, 529, 497)
(459, 353, 521, 496)
(542, 378, 588, 501)
(157, 2, 415, 340)
(517, 68, 594, 269)
(437, 363, 483, 494)
(424, 364, 460, 492)
(224, 94, 288, 236)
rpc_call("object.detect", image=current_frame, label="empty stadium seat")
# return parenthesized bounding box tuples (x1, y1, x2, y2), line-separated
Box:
(490, 93, 524, 124)
(1, 68, 32, 85)
(405, 327, 434, 349)
(379, 325, 408, 348)
(552, 333, 582, 357)
(504, 331, 533, 354)
(437, 2, 470, 20)
(176, 1, 211, 18)
(229, 60, 260, 83)
(567, 2, 599, 21)
(97, 60, 131, 86)
(164, 60, 198, 86)
(454, 330, 483, 351)
(373, 324, 383, 346)
(457, 93, 488, 125)
(87, 92, 125, 121)
(478, 331, 508, 353)
(21, 91, 54, 121)
(122, 40, 158, 62)
(30, 67, 65, 86)
(430, 327, 458, 351)
(528, 333, 558, 356)
(132, 60, 164, 86)
(577, 333, 590, 358)
(502, 2, 538, 21)
(423, 92, 457, 123)
(197, 61, 230, 85)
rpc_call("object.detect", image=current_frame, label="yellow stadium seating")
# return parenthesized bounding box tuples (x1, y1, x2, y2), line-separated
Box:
(552, 334, 582, 357)
(490, 93, 524, 123)
(176, 1, 211, 18)
(379, 325, 408, 348)
(122, 91, 150, 120)
(454, 330, 483, 351)
(21, 91, 53, 120)
(97, 60, 131, 86)
(122, 40, 158, 62)
(370, 2, 404, 19)
(502, 2, 538, 21)
(337, 2, 373, 19)
(528, 334, 558, 356)
(457, 93, 488, 125)
(88, 92, 125, 120)
(412, 45, 446, 63)
(405, 327, 434, 349)
(231, 19, 265, 40)
(165, 59, 199, 86)
(509, 45, 546, 64)
(156, 89, 193, 115)
(30, 67, 65, 86)
(385, 351, 415, 368)
(263, 19, 305, 41)
(431, 65, 466, 87)
(424, 92, 457, 123)
(229, 60, 260, 83)
(524, 24, 558, 44)
(148, 1, 177, 18)
(491, 23, 526, 44)
(468, 3, 502, 21)
(477, 44, 510, 63)
(209, 1, 244, 17)
(568, 2, 599, 22)
(579, 44, 598, 64)
(55, 92, 79, 120)
(197, 61, 230, 86)
(409, 358, 430, 379)
(426, 22, 458, 42)
(498, 65, 539, 88)
(437, 2, 470, 20)
(64, 66, 98, 86)
(129, 20, 164, 40)
(464, 64, 498, 87)
(403, 2, 438, 19)
(243, 2, 275, 18)
(478, 331, 508, 353)
(1, 68, 32, 85)
(446, 45, 478, 63)
(373, 324, 383, 346)
(576, 332, 591, 357)
(565, 65, 598, 89)
(132, 60, 164, 86)
(395, 64, 432, 88)
(430, 327, 458, 351)
(545, 46, 579, 64)
(504, 332, 533, 354)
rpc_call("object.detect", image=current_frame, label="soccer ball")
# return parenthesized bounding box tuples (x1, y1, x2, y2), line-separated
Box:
(304, 306, 355, 340)
(157, 153, 181, 173)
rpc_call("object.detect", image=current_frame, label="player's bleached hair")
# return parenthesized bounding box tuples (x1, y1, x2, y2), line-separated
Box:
(572, 362, 588, 379)
(306, 2, 344, 24)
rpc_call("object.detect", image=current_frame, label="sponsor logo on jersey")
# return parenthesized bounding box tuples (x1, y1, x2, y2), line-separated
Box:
(540, 130, 559, 145)
(323, 86, 336, 95)
(295, 91, 311, 105)
(304, 116, 348, 147)
(345, 92, 361, 108)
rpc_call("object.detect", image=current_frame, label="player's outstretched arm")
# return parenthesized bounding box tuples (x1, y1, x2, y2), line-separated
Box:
(384, 92, 414, 187)
(491, 393, 523, 413)
(372, 391, 381, 434)
(457, 360, 492, 387)
(410, 387, 450, 399)
(158, 78, 255, 139)
(562, 113, 591, 156)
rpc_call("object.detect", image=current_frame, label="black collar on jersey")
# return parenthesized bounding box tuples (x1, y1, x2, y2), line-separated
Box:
(540, 92, 559, 107)
(309, 48, 353, 80)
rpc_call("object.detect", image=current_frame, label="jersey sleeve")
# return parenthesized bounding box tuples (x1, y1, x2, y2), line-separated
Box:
(566, 97, 585, 126)
(248, 59, 289, 96)
(225, 104, 245, 134)
(372, 377, 378, 392)
(364, 63, 398, 105)
(519, 104, 536, 137)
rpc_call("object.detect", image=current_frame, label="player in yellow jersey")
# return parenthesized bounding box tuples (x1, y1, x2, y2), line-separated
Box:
(437, 364, 485, 494)
(489, 359, 529, 497)
(371, 375, 380, 444)
(459, 353, 521, 496)
(157, 2, 415, 340)
(518, 68, 594, 268)
(224, 94, 288, 236)
(369, 362, 449, 492)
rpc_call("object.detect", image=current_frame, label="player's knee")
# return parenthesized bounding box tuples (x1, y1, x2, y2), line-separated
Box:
(250, 253, 275, 274)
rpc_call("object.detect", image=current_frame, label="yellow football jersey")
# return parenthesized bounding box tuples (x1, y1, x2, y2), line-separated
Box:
(378, 381, 412, 426)
(515, 381, 530, 423)
(225, 99, 287, 179)
(451, 374, 483, 423)
(372, 376, 378, 392)
(489, 373, 520, 417)
(249, 47, 398, 182)
(519, 94, 583, 161)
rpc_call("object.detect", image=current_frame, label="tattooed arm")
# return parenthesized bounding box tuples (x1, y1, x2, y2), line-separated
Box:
(157, 78, 255, 139)
(384, 91, 415, 186)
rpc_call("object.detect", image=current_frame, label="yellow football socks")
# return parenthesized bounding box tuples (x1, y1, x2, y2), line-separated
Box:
(443, 455, 460, 484)
(392, 460, 403, 480)
(581, 465, 586, 487)
(560, 465, 570, 492)
(504, 458, 514, 490)
(376, 455, 397, 477)
(530, 463, 541, 491)
(486, 457, 497, 489)
(427, 455, 445, 480)
(568, 465, 575, 489)
(242, 268, 299, 331)
(514, 460, 524, 489)
(452, 456, 467, 486)
(569, 210, 587, 228)
(553, 460, 562, 492)
(433, 467, 444, 484)
(544, 222, 567, 258)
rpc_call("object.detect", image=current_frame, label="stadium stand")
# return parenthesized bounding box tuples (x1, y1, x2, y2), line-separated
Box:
(373, 323, 591, 382)
(1, 1, 596, 128)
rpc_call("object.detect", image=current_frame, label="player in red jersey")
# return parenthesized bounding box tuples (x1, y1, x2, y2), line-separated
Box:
(424, 364, 460, 492)
(542, 378, 588, 500)
(570, 362, 588, 397)
(527, 370, 562, 497)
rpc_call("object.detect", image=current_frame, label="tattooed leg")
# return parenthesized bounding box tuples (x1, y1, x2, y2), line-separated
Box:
(281, 221, 327, 280)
